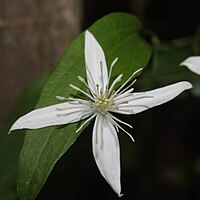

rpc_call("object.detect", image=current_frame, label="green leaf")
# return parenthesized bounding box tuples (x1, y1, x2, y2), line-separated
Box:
(17, 12, 152, 200)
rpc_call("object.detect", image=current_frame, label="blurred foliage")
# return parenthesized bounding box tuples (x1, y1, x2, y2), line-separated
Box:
(138, 26, 200, 97)
(0, 70, 52, 200)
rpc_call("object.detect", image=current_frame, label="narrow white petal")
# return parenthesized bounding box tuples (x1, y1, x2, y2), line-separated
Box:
(85, 30, 108, 93)
(180, 56, 200, 75)
(10, 101, 92, 132)
(115, 81, 192, 114)
(92, 114, 121, 196)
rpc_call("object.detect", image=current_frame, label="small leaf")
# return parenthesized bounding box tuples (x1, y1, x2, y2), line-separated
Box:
(17, 12, 152, 200)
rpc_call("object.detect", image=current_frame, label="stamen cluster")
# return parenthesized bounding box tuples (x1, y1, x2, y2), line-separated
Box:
(94, 93, 113, 114)
(56, 58, 141, 143)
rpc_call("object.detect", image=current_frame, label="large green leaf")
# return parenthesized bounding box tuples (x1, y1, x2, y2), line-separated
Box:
(17, 12, 152, 200)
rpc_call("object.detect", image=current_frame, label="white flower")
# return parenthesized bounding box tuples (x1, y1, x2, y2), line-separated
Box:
(180, 56, 200, 75)
(10, 30, 192, 196)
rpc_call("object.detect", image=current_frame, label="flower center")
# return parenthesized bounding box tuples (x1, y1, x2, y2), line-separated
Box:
(95, 94, 112, 114)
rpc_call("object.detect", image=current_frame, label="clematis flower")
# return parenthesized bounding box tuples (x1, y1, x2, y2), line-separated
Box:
(10, 30, 192, 196)
(180, 56, 200, 75)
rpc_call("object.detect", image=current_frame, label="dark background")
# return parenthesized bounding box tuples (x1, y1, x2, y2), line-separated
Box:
(0, 0, 200, 199)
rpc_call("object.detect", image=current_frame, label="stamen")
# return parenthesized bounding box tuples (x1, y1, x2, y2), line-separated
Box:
(107, 114, 135, 142)
(77, 76, 86, 84)
(76, 113, 96, 133)
(115, 99, 133, 105)
(132, 104, 150, 109)
(56, 110, 84, 117)
(56, 105, 86, 111)
(114, 68, 143, 95)
(115, 104, 134, 108)
(70, 84, 94, 101)
(96, 84, 100, 96)
(68, 97, 90, 104)
(100, 61, 104, 90)
(56, 96, 91, 107)
(113, 88, 134, 101)
(115, 124, 119, 132)
(108, 89, 116, 99)
(109, 107, 136, 114)
(80, 110, 95, 119)
(114, 97, 132, 104)
(108, 74, 123, 95)
(108, 113, 133, 129)
(130, 95, 154, 101)
(95, 114, 100, 144)
(105, 117, 119, 148)
(78, 76, 95, 97)
(108, 57, 118, 86)
(116, 101, 130, 106)
(56, 96, 68, 101)
(122, 129, 135, 143)
(100, 115, 104, 149)
(85, 64, 97, 94)
(117, 79, 137, 95)
(101, 127, 104, 149)
(115, 95, 154, 106)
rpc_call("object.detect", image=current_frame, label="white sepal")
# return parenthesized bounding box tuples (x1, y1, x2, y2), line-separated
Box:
(180, 56, 200, 75)
(10, 102, 92, 131)
(85, 31, 108, 94)
(115, 81, 192, 114)
(92, 114, 122, 196)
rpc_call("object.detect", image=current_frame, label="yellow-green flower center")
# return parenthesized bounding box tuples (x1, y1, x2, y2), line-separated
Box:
(95, 94, 112, 114)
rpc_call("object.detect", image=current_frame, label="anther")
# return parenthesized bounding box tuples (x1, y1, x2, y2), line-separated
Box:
(56, 96, 67, 100)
